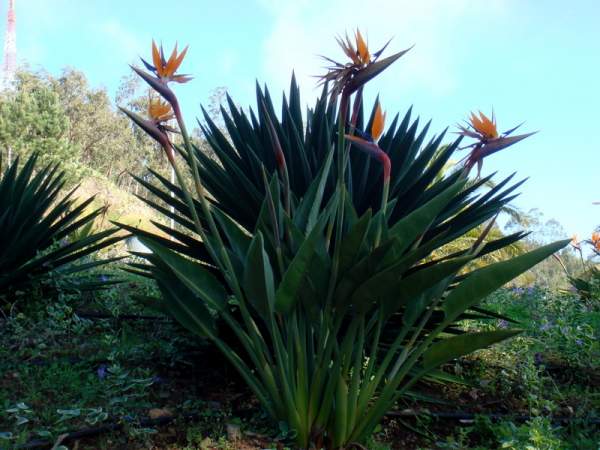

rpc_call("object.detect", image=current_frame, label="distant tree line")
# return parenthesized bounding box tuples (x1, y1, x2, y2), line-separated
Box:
(0, 67, 223, 189)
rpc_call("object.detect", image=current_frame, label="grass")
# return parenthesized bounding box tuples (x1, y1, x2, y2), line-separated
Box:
(1, 270, 599, 449)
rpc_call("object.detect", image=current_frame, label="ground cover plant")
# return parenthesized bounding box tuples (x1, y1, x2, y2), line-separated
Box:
(117, 34, 569, 449)
(1, 283, 598, 449)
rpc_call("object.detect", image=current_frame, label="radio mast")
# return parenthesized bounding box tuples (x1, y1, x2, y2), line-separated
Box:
(2, 0, 16, 90)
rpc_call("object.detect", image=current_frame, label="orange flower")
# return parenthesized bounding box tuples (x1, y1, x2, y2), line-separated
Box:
(470, 111, 498, 139)
(320, 30, 411, 97)
(338, 29, 371, 67)
(146, 40, 191, 83)
(458, 111, 499, 141)
(456, 110, 536, 176)
(591, 231, 600, 250)
(371, 101, 386, 142)
(148, 98, 175, 123)
(133, 41, 192, 124)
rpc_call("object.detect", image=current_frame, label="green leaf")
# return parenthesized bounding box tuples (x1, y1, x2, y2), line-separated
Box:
(333, 238, 397, 307)
(423, 329, 522, 371)
(338, 210, 372, 275)
(212, 207, 251, 260)
(353, 255, 470, 318)
(140, 238, 228, 312)
(294, 145, 334, 233)
(153, 267, 216, 336)
(243, 232, 276, 317)
(275, 196, 336, 314)
(386, 177, 467, 260)
(443, 239, 569, 323)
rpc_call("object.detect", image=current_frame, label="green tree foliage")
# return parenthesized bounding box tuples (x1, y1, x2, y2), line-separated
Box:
(0, 72, 76, 175)
(0, 67, 227, 193)
(52, 68, 173, 187)
(0, 68, 178, 192)
(505, 208, 580, 288)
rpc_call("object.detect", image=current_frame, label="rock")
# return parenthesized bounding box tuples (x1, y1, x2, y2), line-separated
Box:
(147, 408, 173, 419)
(200, 437, 213, 449)
(226, 422, 242, 441)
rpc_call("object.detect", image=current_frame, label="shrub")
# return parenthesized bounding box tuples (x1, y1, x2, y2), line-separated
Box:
(0, 153, 122, 312)
(120, 35, 567, 448)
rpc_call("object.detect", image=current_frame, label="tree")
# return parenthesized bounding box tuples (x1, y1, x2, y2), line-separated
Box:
(0, 71, 77, 175)
(0, 67, 175, 190)
(51, 68, 172, 186)
(506, 208, 579, 287)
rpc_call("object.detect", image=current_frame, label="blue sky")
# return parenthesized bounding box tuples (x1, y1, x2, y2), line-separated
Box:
(5, 0, 600, 241)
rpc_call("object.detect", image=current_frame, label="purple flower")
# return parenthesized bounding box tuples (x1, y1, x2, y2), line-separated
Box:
(99, 275, 109, 283)
(498, 319, 508, 329)
(97, 364, 107, 380)
(575, 339, 583, 346)
(539, 322, 553, 332)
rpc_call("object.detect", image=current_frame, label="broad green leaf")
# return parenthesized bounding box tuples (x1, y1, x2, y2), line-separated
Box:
(333, 375, 349, 447)
(443, 239, 569, 323)
(275, 195, 336, 314)
(333, 238, 397, 307)
(386, 177, 467, 260)
(338, 209, 372, 275)
(152, 268, 216, 336)
(294, 145, 334, 233)
(422, 329, 522, 371)
(212, 207, 251, 260)
(140, 238, 228, 312)
(243, 232, 275, 317)
(352, 255, 470, 317)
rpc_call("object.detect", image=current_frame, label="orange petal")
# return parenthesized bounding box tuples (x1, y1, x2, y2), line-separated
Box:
(356, 29, 370, 63)
(164, 43, 179, 75)
(344, 32, 360, 64)
(470, 112, 483, 131)
(172, 45, 189, 73)
(478, 111, 498, 138)
(371, 102, 386, 141)
(152, 40, 161, 70)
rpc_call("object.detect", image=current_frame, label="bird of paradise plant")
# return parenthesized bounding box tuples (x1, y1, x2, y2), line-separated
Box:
(120, 37, 567, 449)
(457, 110, 536, 176)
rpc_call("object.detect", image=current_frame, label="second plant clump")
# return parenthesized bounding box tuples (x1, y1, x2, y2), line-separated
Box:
(120, 32, 568, 449)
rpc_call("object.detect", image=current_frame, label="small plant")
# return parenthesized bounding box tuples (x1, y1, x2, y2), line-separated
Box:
(120, 33, 567, 449)
(562, 232, 600, 303)
(0, 153, 122, 313)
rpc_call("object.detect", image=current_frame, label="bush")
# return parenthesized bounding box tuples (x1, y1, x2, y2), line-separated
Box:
(0, 153, 122, 313)
(120, 36, 566, 448)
